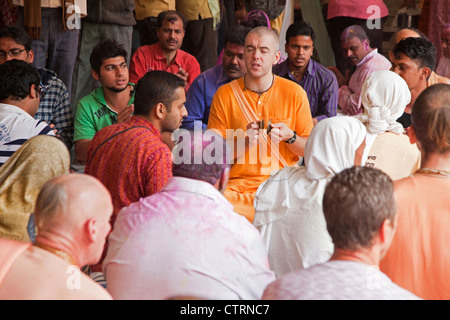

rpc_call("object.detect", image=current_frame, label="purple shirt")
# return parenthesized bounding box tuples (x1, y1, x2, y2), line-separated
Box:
(182, 65, 231, 130)
(273, 59, 338, 121)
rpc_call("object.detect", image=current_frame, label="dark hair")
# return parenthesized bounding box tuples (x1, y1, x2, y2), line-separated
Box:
(393, 37, 437, 71)
(157, 10, 187, 30)
(285, 21, 316, 44)
(0, 59, 40, 101)
(0, 26, 32, 52)
(240, 10, 270, 29)
(225, 25, 251, 47)
(322, 166, 396, 251)
(89, 39, 128, 75)
(172, 130, 231, 185)
(133, 70, 185, 116)
(411, 84, 450, 157)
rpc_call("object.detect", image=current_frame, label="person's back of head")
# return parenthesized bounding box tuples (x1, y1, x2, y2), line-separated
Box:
(172, 130, 231, 193)
(0, 59, 40, 108)
(89, 39, 128, 75)
(393, 37, 436, 72)
(359, 70, 411, 135)
(323, 166, 397, 259)
(285, 20, 316, 45)
(410, 84, 450, 158)
(133, 70, 186, 117)
(34, 173, 113, 267)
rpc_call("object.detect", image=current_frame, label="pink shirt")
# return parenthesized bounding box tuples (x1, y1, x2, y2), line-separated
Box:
(338, 49, 391, 115)
(129, 43, 201, 92)
(103, 177, 275, 300)
(327, 0, 389, 20)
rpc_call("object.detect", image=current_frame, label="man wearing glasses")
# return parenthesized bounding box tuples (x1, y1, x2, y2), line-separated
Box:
(0, 60, 56, 167)
(0, 26, 73, 150)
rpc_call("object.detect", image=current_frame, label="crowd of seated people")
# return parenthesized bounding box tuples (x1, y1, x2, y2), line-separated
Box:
(0, 1, 449, 301)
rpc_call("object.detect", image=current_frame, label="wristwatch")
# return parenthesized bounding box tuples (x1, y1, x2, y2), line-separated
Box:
(284, 131, 297, 144)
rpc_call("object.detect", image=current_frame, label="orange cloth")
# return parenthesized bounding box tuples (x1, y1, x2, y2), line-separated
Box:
(0, 238, 112, 300)
(380, 173, 450, 300)
(207, 76, 313, 222)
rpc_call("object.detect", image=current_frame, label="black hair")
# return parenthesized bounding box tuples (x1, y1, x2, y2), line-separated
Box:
(285, 21, 316, 44)
(393, 37, 437, 71)
(89, 39, 128, 75)
(0, 59, 40, 101)
(225, 25, 251, 47)
(133, 70, 185, 116)
(0, 26, 32, 52)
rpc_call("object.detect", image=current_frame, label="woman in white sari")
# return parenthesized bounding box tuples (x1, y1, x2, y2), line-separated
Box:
(253, 116, 367, 278)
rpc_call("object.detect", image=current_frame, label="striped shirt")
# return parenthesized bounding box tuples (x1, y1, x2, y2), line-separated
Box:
(273, 59, 338, 121)
(35, 67, 74, 150)
(0, 103, 55, 166)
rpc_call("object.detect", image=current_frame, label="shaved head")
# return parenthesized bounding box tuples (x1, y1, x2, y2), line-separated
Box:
(34, 174, 112, 232)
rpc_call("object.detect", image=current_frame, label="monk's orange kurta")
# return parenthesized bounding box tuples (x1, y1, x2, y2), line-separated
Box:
(207, 76, 313, 222)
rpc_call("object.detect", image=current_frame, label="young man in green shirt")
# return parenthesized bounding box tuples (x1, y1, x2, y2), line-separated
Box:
(74, 39, 135, 164)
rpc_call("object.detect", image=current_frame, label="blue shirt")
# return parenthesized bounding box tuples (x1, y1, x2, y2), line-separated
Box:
(273, 59, 338, 121)
(182, 65, 232, 130)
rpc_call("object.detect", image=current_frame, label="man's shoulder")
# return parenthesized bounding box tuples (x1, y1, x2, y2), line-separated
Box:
(36, 67, 67, 92)
(78, 87, 105, 108)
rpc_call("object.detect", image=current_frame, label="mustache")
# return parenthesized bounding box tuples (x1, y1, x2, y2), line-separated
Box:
(226, 65, 240, 72)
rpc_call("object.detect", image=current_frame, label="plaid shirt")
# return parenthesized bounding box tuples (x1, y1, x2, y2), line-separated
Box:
(36, 67, 74, 149)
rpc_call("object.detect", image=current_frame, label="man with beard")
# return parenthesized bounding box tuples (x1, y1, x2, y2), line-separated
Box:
(273, 21, 338, 125)
(328, 25, 391, 116)
(129, 10, 200, 92)
(85, 70, 187, 273)
(182, 25, 250, 130)
(74, 39, 135, 164)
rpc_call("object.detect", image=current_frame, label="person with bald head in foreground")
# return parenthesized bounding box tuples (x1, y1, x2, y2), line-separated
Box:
(0, 174, 113, 300)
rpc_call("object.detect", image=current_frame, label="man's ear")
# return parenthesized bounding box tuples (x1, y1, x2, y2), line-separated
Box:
(91, 69, 100, 81)
(154, 102, 166, 120)
(85, 218, 97, 243)
(420, 66, 432, 80)
(27, 49, 34, 64)
(408, 125, 417, 144)
(29, 83, 38, 99)
(273, 50, 281, 66)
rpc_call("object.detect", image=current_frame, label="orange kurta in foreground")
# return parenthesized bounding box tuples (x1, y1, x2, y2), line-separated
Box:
(380, 173, 450, 300)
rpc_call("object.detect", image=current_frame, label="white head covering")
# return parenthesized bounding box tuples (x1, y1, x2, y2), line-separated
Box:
(358, 70, 411, 135)
(253, 117, 367, 276)
(305, 116, 367, 180)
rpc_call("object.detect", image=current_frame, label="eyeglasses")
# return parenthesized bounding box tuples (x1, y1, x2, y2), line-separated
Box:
(0, 48, 27, 60)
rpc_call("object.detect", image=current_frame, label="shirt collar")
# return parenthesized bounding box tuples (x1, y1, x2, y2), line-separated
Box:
(162, 176, 233, 209)
(276, 59, 315, 78)
(129, 115, 161, 138)
(357, 48, 378, 67)
(155, 43, 182, 66)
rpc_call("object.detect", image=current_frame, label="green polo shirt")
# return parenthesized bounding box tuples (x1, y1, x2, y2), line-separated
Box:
(74, 84, 135, 142)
